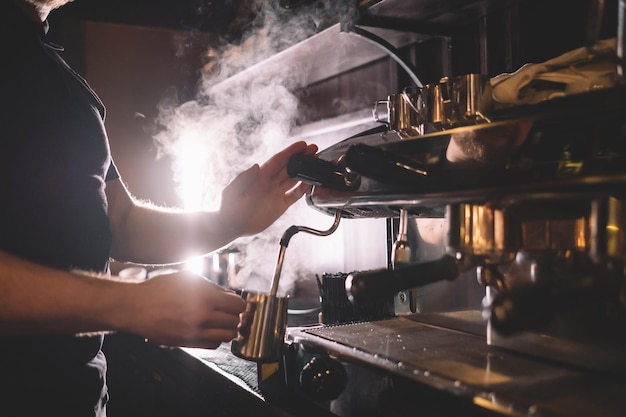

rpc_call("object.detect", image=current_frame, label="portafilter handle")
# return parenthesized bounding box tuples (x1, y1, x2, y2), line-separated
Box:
(345, 254, 459, 304)
(489, 264, 623, 335)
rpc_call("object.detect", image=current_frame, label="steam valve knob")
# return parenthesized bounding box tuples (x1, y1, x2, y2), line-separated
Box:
(299, 355, 347, 401)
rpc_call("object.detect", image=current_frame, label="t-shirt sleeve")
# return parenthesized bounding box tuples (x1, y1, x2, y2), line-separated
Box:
(105, 160, 120, 181)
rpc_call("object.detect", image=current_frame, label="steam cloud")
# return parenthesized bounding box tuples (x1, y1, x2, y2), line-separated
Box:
(153, 1, 344, 295)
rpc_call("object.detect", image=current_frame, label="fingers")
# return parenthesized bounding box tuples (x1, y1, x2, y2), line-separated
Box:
(260, 141, 307, 177)
(225, 141, 316, 204)
(200, 308, 241, 330)
(283, 180, 313, 206)
(263, 142, 318, 214)
(260, 141, 318, 180)
(212, 290, 247, 316)
(177, 307, 242, 348)
(223, 141, 317, 201)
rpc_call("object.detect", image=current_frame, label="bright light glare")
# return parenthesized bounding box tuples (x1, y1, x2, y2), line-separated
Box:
(177, 130, 206, 210)
(175, 127, 222, 277)
(213, 252, 221, 272)
(185, 255, 206, 276)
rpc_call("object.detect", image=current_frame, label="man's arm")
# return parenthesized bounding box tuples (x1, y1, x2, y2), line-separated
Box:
(0, 141, 314, 346)
(0, 250, 245, 348)
(0, 250, 128, 335)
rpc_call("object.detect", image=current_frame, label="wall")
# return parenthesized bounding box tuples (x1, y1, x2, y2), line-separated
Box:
(49, 19, 204, 207)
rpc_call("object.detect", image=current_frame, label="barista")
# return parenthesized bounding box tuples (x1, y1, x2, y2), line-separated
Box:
(0, 0, 317, 415)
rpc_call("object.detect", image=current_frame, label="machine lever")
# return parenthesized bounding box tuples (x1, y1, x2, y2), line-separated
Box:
(344, 143, 430, 186)
(345, 255, 459, 304)
(287, 153, 360, 191)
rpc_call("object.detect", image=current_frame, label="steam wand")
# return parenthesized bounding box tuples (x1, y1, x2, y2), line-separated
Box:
(269, 210, 343, 297)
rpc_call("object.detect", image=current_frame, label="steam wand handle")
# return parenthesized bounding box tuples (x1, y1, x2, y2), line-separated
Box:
(269, 210, 342, 297)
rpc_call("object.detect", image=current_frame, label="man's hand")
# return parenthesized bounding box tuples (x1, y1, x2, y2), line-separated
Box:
(218, 141, 318, 238)
(124, 270, 246, 349)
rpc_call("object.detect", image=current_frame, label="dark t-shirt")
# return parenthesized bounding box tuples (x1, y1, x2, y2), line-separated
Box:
(0, 3, 119, 415)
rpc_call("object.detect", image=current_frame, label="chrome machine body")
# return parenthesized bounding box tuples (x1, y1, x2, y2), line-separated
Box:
(267, 51, 626, 417)
(244, 1, 626, 416)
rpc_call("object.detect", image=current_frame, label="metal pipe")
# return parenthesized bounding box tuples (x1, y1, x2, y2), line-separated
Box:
(586, 0, 606, 55)
(269, 210, 342, 296)
(346, 25, 424, 88)
(618, 0, 625, 80)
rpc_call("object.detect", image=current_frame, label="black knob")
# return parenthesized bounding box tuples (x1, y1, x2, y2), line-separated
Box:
(299, 356, 348, 401)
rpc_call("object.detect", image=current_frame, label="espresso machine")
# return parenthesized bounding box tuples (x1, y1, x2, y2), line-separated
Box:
(252, 35, 626, 415)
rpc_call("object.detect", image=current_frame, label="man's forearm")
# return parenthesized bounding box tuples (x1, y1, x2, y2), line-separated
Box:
(108, 203, 235, 265)
(0, 250, 135, 335)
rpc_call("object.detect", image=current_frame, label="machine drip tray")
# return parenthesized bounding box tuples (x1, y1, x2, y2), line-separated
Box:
(289, 314, 626, 416)
(404, 310, 487, 337)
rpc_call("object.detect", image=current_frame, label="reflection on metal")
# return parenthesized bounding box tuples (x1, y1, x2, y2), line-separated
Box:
(447, 203, 512, 266)
(231, 291, 289, 362)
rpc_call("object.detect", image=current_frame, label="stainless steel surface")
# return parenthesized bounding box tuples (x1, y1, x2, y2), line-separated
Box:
(373, 91, 424, 138)
(306, 87, 626, 219)
(287, 315, 626, 417)
(373, 74, 492, 139)
(256, 2, 626, 414)
(447, 203, 512, 265)
(447, 197, 626, 265)
(421, 74, 492, 129)
(289, 83, 626, 413)
(231, 291, 289, 362)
